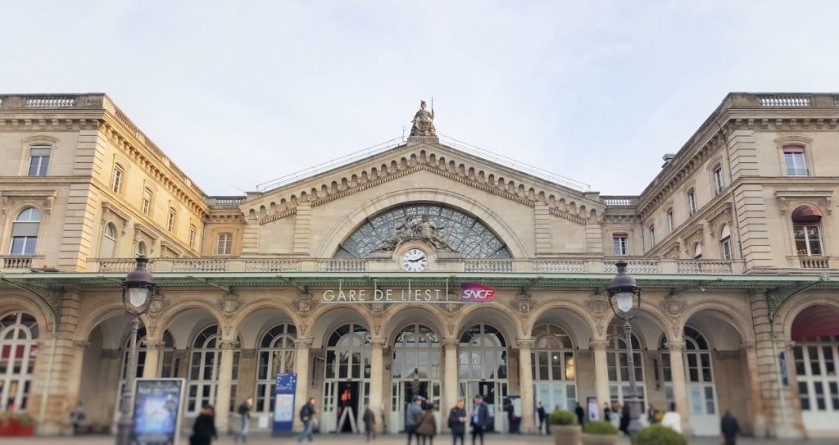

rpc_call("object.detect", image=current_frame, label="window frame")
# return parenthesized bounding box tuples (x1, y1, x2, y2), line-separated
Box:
(10, 207, 42, 255)
(188, 225, 197, 248)
(791, 206, 824, 257)
(687, 189, 697, 216)
(141, 188, 153, 215)
(217, 232, 233, 256)
(666, 209, 674, 233)
(111, 164, 124, 194)
(783, 145, 809, 177)
(612, 233, 629, 256)
(712, 164, 724, 195)
(720, 224, 732, 260)
(649, 225, 656, 247)
(167, 208, 177, 233)
(27, 145, 51, 177)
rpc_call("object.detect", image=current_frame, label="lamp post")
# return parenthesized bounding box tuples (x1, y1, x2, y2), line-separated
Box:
(606, 261, 642, 442)
(116, 255, 156, 445)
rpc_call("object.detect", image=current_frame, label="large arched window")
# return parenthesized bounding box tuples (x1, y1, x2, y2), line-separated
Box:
(117, 328, 176, 412)
(335, 204, 511, 258)
(100, 222, 118, 258)
(792, 206, 823, 256)
(392, 323, 442, 415)
(658, 327, 718, 434)
(0, 312, 38, 411)
(322, 323, 371, 433)
(532, 323, 578, 410)
(187, 325, 240, 415)
(606, 324, 645, 408)
(459, 323, 508, 430)
(255, 324, 297, 413)
(10, 208, 41, 255)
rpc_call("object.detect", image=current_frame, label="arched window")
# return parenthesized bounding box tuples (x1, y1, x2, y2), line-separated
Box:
(10, 208, 41, 255)
(459, 323, 508, 426)
(255, 324, 297, 413)
(117, 328, 176, 407)
(0, 312, 38, 410)
(28, 145, 51, 177)
(693, 242, 703, 259)
(659, 327, 717, 429)
(392, 323, 442, 420)
(720, 224, 732, 260)
(606, 324, 645, 408)
(100, 222, 118, 258)
(111, 164, 124, 193)
(532, 323, 577, 410)
(187, 325, 240, 415)
(217, 233, 233, 255)
(137, 241, 147, 256)
(792, 206, 823, 256)
(322, 323, 371, 432)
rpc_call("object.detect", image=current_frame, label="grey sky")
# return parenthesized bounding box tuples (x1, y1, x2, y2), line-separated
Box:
(4, 1, 839, 196)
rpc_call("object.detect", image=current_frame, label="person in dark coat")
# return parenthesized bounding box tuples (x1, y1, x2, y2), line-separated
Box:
(619, 403, 630, 436)
(448, 399, 467, 445)
(536, 402, 546, 434)
(190, 404, 217, 445)
(720, 410, 741, 445)
(416, 407, 437, 445)
(574, 402, 585, 426)
(470, 395, 490, 445)
(363, 406, 377, 442)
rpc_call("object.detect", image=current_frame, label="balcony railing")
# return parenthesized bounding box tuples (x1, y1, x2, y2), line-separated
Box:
(83, 257, 747, 275)
(799, 256, 831, 269)
(2, 255, 46, 271)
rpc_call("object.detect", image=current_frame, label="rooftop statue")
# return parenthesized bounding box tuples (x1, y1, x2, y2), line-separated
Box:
(410, 100, 436, 136)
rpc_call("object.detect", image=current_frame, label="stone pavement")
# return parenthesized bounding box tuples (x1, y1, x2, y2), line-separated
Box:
(3, 432, 838, 445)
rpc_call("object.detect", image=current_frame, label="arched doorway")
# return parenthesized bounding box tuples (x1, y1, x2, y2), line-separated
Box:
(255, 324, 296, 414)
(323, 322, 371, 433)
(0, 312, 38, 411)
(659, 327, 718, 435)
(606, 324, 646, 420)
(531, 322, 578, 412)
(186, 325, 241, 416)
(459, 323, 508, 432)
(389, 323, 442, 433)
(791, 305, 839, 434)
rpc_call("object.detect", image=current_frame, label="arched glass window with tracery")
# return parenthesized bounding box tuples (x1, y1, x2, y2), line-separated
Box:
(0, 312, 38, 411)
(658, 327, 717, 434)
(322, 323, 371, 433)
(335, 203, 511, 258)
(117, 328, 176, 414)
(532, 323, 578, 410)
(606, 324, 645, 409)
(459, 323, 508, 427)
(391, 323, 442, 416)
(255, 324, 297, 413)
(187, 325, 240, 415)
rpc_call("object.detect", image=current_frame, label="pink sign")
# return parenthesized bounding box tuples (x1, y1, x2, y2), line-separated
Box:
(460, 283, 495, 302)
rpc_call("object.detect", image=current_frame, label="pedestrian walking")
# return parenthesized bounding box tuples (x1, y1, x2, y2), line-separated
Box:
(363, 406, 377, 442)
(448, 399, 467, 445)
(416, 405, 437, 445)
(69, 401, 86, 435)
(234, 397, 253, 443)
(536, 401, 546, 435)
(721, 409, 740, 445)
(405, 395, 425, 445)
(297, 397, 317, 443)
(190, 404, 217, 445)
(470, 394, 490, 445)
(574, 402, 585, 426)
(619, 403, 630, 436)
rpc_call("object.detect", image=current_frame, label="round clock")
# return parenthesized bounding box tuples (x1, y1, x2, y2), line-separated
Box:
(401, 248, 428, 272)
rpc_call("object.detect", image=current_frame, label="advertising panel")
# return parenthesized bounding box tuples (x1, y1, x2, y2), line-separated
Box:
(131, 378, 186, 445)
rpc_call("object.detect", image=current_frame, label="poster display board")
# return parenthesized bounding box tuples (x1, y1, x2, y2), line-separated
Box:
(131, 378, 186, 445)
(587, 396, 599, 422)
(273, 373, 297, 435)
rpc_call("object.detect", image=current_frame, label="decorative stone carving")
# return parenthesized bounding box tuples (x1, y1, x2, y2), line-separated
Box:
(378, 215, 451, 251)
(516, 339, 535, 350)
(217, 293, 243, 316)
(447, 322, 457, 336)
(666, 340, 686, 352)
(584, 294, 609, 316)
(219, 340, 239, 350)
(442, 338, 459, 349)
(366, 302, 387, 315)
(145, 340, 167, 351)
(410, 100, 436, 136)
(589, 339, 610, 350)
(295, 293, 318, 317)
(146, 294, 168, 321)
(293, 337, 314, 349)
(511, 293, 536, 316)
(660, 294, 688, 317)
(370, 337, 387, 348)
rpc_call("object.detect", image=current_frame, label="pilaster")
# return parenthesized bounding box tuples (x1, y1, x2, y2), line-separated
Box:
(590, 339, 611, 417)
(666, 341, 692, 436)
(443, 337, 459, 430)
(293, 337, 314, 432)
(534, 204, 551, 254)
(293, 202, 312, 255)
(214, 340, 238, 433)
(517, 339, 535, 433)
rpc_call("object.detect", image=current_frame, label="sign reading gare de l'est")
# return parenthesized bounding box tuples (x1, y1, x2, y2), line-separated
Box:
(321, 283, 495, 304)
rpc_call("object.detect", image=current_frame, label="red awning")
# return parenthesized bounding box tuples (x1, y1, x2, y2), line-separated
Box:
(792, 205, 823, 222)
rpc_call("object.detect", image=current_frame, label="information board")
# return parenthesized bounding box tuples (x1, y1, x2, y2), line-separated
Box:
(131, 378, 186, 445)
(273, 373, 297, 435)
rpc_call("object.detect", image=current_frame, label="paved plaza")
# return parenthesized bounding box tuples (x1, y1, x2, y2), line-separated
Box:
(3, 433, 838, 445)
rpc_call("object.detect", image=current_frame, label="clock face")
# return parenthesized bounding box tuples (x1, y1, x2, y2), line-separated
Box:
(401, 248, 428, 272)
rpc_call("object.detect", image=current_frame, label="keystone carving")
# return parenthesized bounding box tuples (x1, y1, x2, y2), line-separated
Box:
(660, 294, 688, 318)
(296, 293, 318, 317)
(218, 293, 243, 316)
(511, 293, 536, 316)
(584, 294, 609, 316)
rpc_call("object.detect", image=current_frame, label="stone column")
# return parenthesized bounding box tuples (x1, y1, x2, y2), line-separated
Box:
(668, 341, 692, 436)
(214, 340, 238, 434)
(369, 338, 385, 433)
(517, 339, 535, 433)
(293, 338, 313, 432)
(591, 340, 611, 417)
(444, 338, 459, 430)
(742, 342, 767, 436)
(142, 341, 165, 379)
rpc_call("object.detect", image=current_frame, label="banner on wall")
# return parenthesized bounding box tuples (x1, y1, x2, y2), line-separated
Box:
(131, 378, 186, 445)
(273, 373, 297, 435)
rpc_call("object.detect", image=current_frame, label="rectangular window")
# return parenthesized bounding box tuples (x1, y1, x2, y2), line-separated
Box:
(141, 189, 152, 215)
(794, 224, 822, 256)
(649, 226, 656, 246)
(667, 210, 674, 233)
(784, 146, 809, 176)
(713, 166, 724, 194)
(721, 238, 732, 260)
(687, 191, 697, 215)
(28, 146, 51, 176)
(167, 209, 176, 232)
(188, 226, 196, 248)
(613, 234, 629, 256)
(112, 166, 124, 193)
(11, 237, 37, 255)
(217, 233, 233, 255)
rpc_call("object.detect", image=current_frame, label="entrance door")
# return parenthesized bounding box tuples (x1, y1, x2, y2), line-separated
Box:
(389, 323, 443, 433)
(460, 380, 507, 432)
(390, 380, 441, 433)
(322, 323, 372, 433)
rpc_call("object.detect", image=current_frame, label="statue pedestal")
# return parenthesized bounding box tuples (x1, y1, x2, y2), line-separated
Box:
(407, 136, 439, 145)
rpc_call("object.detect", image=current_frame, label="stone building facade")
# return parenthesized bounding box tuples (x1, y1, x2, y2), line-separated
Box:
(0, 93, 838, 439)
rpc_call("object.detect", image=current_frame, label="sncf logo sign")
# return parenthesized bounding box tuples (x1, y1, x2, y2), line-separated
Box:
(460, 283, 495, 302)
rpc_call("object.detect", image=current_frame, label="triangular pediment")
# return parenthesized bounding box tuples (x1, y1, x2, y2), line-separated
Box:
(243, 138, 604, 225)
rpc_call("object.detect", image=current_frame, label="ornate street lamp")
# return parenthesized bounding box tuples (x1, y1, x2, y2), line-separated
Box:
(607, 261, 642, 442)
(116, 255, 155, 445)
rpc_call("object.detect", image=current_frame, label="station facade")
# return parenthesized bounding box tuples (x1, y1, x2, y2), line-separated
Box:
(1, 93, 838, 439)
